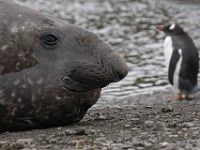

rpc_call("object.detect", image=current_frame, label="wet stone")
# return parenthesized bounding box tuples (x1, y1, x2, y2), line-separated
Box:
(168, 121, 178, 128)
(64, 129, 87, 136)
(145, 105, 153, 109)
(144, 120, 154, 127)
(96, 113, 107, 120)
(39, 134, 47, 139)
(67, 140, 76, 145)
(169, 134, 179, 138)
(134, 142, 145, 147)
(75, 139, 87, 146)
(144, 141, 152, 147)
(57, 127, 62, 130)
(161, 106, 174, 113)
(124, 124, 131, 128)
(41, 141, 48, 145)
(43, 144, 53, 149)
(182, 122, 195, 128)
(0, 141, 7, 147)
(48, 139, 58, 144)
(46, 134, 55, 141)
(11, 143, 25, 149)
(94, 137, 110, 146)
(131, 118, 140, 122)
(132, 127, 139, 131)
(16, 139, 33, 145)
(112, 137, 123, 143)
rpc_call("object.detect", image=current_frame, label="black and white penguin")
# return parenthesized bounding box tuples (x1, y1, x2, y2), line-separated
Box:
(157, 23, 199, 100)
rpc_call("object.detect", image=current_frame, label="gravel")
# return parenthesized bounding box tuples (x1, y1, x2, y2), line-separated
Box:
(1, 91, 200, 149)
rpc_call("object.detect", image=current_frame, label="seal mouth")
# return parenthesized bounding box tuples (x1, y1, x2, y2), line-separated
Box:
(61, 86, 87, 93)
(62, 77, 103, 93)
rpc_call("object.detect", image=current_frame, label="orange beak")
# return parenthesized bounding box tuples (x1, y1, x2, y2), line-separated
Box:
(157, 26, 165, 31)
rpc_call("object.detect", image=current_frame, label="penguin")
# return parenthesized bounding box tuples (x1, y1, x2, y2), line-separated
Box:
(157, 23, 199, 100)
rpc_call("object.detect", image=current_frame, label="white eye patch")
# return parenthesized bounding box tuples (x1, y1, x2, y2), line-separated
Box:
(169, 24, 176, 30)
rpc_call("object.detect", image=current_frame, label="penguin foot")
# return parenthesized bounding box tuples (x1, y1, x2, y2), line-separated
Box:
(169, 94, 193, 101)
(173, 94, 182, 101)
(181, 94, 194, 100)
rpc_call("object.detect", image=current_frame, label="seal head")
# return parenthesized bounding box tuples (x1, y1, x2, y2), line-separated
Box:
(0, 0, 128, 132)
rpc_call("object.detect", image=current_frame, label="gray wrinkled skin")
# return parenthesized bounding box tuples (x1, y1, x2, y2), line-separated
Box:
(0, 0, 128, 132)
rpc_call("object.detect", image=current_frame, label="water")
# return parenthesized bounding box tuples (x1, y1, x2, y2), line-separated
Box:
(15, 0, 200, 106)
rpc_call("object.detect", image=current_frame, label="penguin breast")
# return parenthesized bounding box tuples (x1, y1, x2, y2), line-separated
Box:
(164, 36, 173, 71)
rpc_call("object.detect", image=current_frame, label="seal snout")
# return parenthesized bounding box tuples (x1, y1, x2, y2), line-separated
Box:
(62, 54, 128, 93)
(111, 57, 129, 82)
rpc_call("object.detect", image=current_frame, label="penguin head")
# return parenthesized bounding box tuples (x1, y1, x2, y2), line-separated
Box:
(157, 24, 184, 35)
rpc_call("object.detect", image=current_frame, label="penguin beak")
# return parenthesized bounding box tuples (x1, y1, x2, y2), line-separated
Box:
(157, 26, 165, 31)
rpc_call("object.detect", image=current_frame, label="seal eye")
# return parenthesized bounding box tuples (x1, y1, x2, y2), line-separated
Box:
(42, 34, 58, 46)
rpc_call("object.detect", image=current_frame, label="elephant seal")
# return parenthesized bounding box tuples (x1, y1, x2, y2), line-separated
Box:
(0, 0, 128, 132)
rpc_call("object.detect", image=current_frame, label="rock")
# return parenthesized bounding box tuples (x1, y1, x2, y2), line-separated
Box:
(132, 127, 139, 131)
(0, 141, 7, 147)
(75, 139, 87, 146)
(67, 140, 76, 145)
(43, 144, 53, 149)
(168, 121, 178, 128)
(161, 106, 174, 113)
(97, 113, 108, 120)
(11, 143, 25, 150)
(124, 124, 131, 128)
(16, 139, 33, 145)
(94, 137, 109, 146)
(48, 139, 58, 144)
(183, 122, 195, 128)
(145, 106, 153, 109)
(144, 120, 154, 127)
(64, 129, 87, 136)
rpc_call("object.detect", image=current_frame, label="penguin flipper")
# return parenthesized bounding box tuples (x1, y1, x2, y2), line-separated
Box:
(168, 48, 180, 85)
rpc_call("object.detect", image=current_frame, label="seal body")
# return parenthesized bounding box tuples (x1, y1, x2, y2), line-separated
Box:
(0, 0, 128, 132)
(158, 24, 199, 100)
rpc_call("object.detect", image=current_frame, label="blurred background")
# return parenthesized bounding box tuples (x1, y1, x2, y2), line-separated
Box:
(15, 0, 200, 107)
